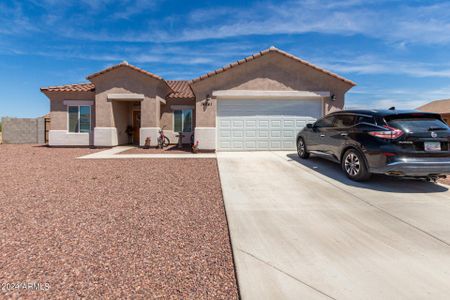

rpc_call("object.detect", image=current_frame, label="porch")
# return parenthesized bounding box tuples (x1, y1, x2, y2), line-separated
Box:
(99, 93, 195, 147)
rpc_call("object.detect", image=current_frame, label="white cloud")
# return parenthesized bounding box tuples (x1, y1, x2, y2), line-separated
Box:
(316, 55, 450, 78)
(135, 0, 450, 45)
(347, 85, 450, 110)
(3, 0, 450, 47)
(110, 0, 163, 20)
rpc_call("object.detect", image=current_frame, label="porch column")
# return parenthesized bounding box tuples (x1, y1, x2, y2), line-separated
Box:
(140, 96, 161, 146)
(94, 93, 118, 147)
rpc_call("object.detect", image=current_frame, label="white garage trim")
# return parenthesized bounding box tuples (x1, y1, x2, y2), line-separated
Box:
(216, 97, 323, 151)
(212, 90, 330, 99)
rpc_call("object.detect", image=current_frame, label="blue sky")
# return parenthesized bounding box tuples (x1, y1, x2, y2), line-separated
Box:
(1, 0, 450, 117)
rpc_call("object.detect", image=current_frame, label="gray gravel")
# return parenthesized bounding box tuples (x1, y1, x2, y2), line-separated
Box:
(0, 145, 238, 299)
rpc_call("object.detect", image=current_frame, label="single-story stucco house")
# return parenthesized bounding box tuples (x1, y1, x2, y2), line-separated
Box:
(40, 47, 355, 151)
(417, 99, 450, 124)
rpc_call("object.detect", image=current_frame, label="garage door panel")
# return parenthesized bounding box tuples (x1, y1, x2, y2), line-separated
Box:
(259, 130, 269, 138)
(220, 141, 232, 149)
(233, 120, 244, 128)
(257, 141, 270, 149)
(219, 130, 231, 138)
(270, 141, 282, 149)
(270, 130, 282, 138)
(220, 120, 231, 128)
(245, 130, 257, 137)
(296, 120, 306, 128)
(283, 130, 295, 138)
(218, 99, 321, 151)
(283, 120, 295, 128)
(232, 131, 244, 138)
(284, 141, 295, 148)
(271, 120, 282, 128)
(246, 120, 257, 128)
(245, 141, 256, 149)
(232, 141, 244, 149)
(259, 120, 269, 128)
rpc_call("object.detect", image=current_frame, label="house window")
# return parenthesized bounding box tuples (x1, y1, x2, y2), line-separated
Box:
(174, 109, 192, 132)
(68, 105, 91, 133)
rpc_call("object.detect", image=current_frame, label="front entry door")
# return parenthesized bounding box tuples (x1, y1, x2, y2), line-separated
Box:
(132, 111, 141, 145)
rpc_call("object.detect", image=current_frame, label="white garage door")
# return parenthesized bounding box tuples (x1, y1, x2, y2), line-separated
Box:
(217, 99, 322, 151)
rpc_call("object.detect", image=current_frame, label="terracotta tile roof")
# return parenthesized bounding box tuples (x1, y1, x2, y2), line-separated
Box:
(417, 99, 450, 114)
(190, 46, 356, 86)
(86, 61, 164, 81)
(166, 80, 195, 99)
(40, 83, 95, 92)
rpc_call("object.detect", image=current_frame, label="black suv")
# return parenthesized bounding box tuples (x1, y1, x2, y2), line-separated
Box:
(296, 109, 450, 181)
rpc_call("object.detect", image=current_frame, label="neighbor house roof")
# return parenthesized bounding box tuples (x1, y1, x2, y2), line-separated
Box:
(40, 83, 95, 92)
(417, 99, 450, 114)
(166, 80, 195, 99)
(190, 46, 356, 86)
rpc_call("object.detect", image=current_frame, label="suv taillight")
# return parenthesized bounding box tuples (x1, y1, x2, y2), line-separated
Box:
(368, 125, 404, 139)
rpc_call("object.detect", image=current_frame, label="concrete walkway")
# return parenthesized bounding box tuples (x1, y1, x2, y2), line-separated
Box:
(78, 146, 216, 159)
(217, 151, 450, 300)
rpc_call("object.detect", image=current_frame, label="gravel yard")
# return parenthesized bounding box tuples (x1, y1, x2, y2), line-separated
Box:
(121, 146, 215, 155)
(0, 145, 237, 299)
(121, 145, 194, 154)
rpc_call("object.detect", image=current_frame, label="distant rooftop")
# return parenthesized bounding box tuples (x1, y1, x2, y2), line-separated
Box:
(417, 99, 450, 114)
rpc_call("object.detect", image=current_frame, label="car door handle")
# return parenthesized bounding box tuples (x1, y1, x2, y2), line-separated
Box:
(320, 134, 325, 137)
(340, 133, 348, 136)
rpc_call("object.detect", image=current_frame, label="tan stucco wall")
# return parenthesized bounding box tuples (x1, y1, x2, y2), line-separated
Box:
(43, 91, 95, 131)
(191, 52, 354, 127)
(90, 66, 171, 128)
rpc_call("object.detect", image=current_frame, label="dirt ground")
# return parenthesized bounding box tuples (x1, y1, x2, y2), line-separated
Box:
(440, 177, 450, 186)
(0, 145, 238, 299)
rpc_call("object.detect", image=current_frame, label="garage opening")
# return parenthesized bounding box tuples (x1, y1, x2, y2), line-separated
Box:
(217, 98, 322, 151)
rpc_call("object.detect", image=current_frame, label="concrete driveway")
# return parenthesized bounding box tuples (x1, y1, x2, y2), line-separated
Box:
(217, 152, 450, 300)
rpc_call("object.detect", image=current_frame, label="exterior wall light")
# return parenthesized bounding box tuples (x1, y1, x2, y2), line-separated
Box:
(203, 94, 213, 107)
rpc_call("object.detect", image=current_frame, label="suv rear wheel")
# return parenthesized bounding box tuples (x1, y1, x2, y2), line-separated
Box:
(342, 149, 371, 181)
(297, 137, 310, 159)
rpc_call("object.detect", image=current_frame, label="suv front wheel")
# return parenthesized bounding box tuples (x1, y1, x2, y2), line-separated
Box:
(342, 149, 371, 181)
(297, 137, 310, 159)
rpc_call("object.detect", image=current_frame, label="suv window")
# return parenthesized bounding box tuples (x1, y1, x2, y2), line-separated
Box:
(387, 117, 448, 132)
(356, 115, 376, 125)
(315, 116, 335, 128)
(334, 115, 357, 128)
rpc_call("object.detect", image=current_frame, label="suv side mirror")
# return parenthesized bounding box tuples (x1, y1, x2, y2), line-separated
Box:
(306, 123, 314, 129)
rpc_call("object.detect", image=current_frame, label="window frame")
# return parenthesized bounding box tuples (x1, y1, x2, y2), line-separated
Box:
(67, 105, 91, 133)
(173, 109, 193, 133)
